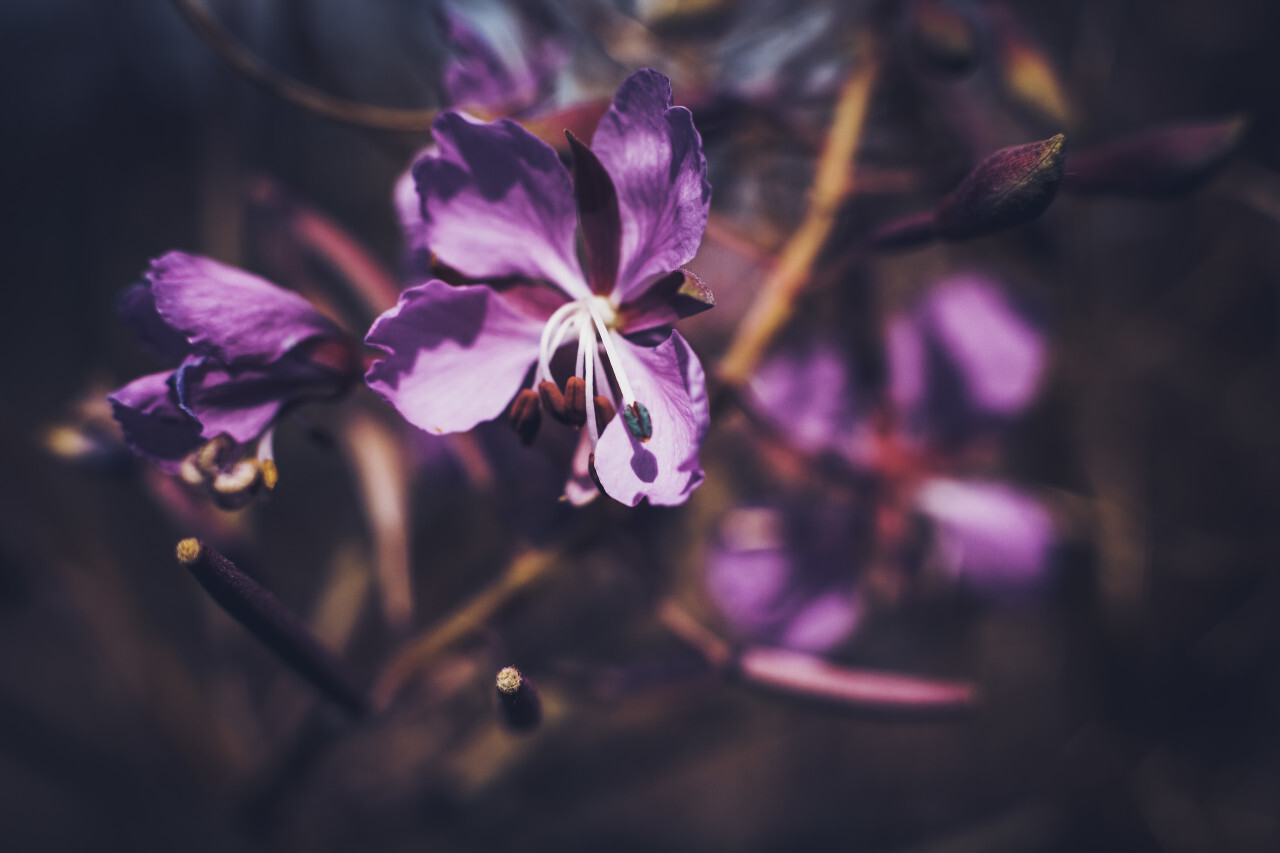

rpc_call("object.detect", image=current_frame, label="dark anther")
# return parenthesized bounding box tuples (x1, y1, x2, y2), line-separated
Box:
(593, 395, 617, 429)
(509, 388, 542, 446)
(562, 377, 588, 426)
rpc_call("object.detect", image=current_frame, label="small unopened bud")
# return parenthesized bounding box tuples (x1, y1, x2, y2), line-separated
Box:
(934, 133, 1066, 239)
(623, 401, 653, 442)
(906, 0, 982, 78)
(593, 395, 617, 429)
(1064, 117, 1246, 198)
(495, 666, 541, 732)
(508, 388, 543, 446)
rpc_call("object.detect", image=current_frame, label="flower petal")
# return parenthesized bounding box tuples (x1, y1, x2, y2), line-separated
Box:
(108, 371, 202, 471)
(413, 112, 588, 297)
(592, 330, 708, 506)
(915, 478, 1055, 593)
(117, 282, 190, 360)
(591, 69, 711, 301)
(149, 252, 342, 365)
(365, 280, 547, 435)
(174, 356, 340, 444)
(919, 275, 1046, 417)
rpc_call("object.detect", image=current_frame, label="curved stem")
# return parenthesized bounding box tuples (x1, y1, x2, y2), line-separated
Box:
(169, 0, 437, 133)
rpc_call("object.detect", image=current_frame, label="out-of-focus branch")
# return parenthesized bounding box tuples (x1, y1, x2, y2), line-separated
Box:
(714, 43, 879, 395)
(169, 0, 437, 132)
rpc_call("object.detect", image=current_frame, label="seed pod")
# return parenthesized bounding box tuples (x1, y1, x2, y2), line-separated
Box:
(934, 134, 1066, 239)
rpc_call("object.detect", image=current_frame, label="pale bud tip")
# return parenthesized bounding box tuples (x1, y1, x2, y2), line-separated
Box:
(175, 538, 202, 565)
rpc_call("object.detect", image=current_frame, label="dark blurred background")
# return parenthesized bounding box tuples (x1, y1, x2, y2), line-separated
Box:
(1, 1, 1277, 850)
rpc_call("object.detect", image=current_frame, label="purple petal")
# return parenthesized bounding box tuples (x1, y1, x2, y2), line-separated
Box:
(919, 275, 1046, 417)
(413, 112, 588, 297)
(886, 314, 927, 421)
(591, 69, 711, 301)
(108, 371, 202, 471)
(174, 356, 339, 444)
(749, 343, 862, 457)
(567, 131, 622, 295)
(779, 591, 864, 653)
(914, 478, 1055, 593)
(117, 282, 190, 360)
(149, 252, 342, 365)
(617, 269, 715, 333)
(592, 330, 708, 506)
(365, 280, 547, 435)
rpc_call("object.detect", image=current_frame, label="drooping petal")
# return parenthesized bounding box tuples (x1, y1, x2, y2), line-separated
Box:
(914, 478, 1055, 593)
(117, 282, 190, 360)
(365, 280, 547, 435)
(108, 371, 202, 471)
(590, 69, 711, 301)
(175, 356, 342, 444)
(919, 275, 1045, 417)
(592, 331, 708, 506)
(413, 112, 589, 298)
(149, 252, 342, 365)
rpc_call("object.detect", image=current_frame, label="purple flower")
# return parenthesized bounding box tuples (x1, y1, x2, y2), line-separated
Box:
(746, 274, 1056, 593)
(706, 501, 868, 653)
(437, 2, 568, 116)
(109, 252, 358, 504)
(366, 70, 714, 506)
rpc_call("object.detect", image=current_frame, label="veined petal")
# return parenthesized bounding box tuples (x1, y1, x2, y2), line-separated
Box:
(414, 112, 589, 298)
(365, 280, 547, 435)
(591, 69, 711, 302)
(149, 252, 342, 365)
(592, 330, 708, 506)
(108, 370, 202, 471)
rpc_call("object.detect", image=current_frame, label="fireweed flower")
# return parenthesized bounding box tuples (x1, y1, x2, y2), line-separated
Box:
(109, 252, 359, 506)
(748, 274, 1056, 593)
(366, 70, 713, 506)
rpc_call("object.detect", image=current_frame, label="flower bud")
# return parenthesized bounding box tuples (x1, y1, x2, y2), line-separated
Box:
(934, 134, 1066, 239)
(1063, 117, 1245, 198)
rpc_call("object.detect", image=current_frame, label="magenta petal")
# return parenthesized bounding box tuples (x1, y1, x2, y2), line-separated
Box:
(108, 371, 202, 471)
(915, 478, 1055, 592)
(920, 275, 1046, 416)
(592, 331, 708, 506)
(149, 252, 342, 365)
(365, 280, 547, 435)
(414, 112, 588, 298)
(174, 357, 327, 444)
(590, 70, 711, 301)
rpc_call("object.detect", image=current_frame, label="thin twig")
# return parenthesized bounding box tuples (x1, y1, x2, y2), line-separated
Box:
(169, 0, 437, 133)
(714, 43, 880, 394)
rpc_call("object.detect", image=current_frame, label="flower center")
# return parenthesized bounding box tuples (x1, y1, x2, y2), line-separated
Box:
(533, 296, 650, 448)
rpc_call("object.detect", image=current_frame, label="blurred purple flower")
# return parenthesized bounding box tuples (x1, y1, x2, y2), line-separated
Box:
(109, 253, 358, 492)
(367, 70, 714, 507)
(706, 501, 868, 653)
(437, 2, 568, 116)
(747, 273, 1055, 593)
